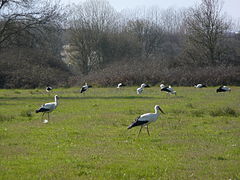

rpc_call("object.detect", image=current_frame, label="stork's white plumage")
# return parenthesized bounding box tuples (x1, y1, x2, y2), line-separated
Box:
(161, 85, 176, 95)
(137, 84, 145, 94)
(141, 83, 150, 88)
(128, 105, 165, 136)
(117, 83, 126, 88)
(216, 85, 231, 93)
(160, 84, 165, 89)
(194, 84, 207, 88)
(36, 95, 59, 123)
(80, 83, 92, 93)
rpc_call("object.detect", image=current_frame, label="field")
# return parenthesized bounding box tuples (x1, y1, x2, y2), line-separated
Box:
(0, 87, 240, 179)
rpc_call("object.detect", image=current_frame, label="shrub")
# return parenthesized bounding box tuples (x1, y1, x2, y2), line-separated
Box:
(68, 58, 240, 87)
(0, 48, 71, 89)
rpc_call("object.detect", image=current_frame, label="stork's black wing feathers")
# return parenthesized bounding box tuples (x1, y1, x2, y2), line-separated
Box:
(127, 116, 148, 129)
(80, 87, 87, 93)
(161, 87, 171, 92)
(36, 107, 49, 113)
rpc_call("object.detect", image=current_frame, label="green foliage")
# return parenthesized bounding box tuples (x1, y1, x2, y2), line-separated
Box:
(0, 87, 239, 179)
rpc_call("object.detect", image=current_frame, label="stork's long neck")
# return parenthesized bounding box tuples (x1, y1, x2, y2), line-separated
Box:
(154, 107, 160, 115)
(55, 97, 58, 106)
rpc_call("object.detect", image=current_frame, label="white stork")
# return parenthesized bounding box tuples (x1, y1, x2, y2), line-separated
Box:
(80, 83, 92, 93)
(128, 105, 165, 136)
(216, 86, 231, 93)
(46, 86, 53, 92)
(137, 84, 145, 94)
(141, 83, 150, 88)
(194, 84, 207, 88)
(117, 83, 126, 88)
(161, 85, 176, 95)
(36, 95, 59, 123)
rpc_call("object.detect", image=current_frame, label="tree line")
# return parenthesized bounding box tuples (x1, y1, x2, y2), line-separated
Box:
(0, 0, 240, 88)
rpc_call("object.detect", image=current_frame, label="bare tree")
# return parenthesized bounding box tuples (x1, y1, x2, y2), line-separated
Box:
(184, 0, 230, 65)
(0, 0, 63, 50)
(125, 19, 164, 58)
(68, 0, 118, 74)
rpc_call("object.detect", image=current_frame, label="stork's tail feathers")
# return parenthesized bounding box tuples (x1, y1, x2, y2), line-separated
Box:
(127, 124, 134, 129)
(35, 107, 48, 113)
(127, 117, 139, 129)
(127, 116, 148, 129)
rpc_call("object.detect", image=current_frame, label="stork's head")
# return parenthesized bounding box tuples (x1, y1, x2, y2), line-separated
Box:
(140, 84, 145, 88)
(155, 105, 165, 114)
(160, 84, 165, 89)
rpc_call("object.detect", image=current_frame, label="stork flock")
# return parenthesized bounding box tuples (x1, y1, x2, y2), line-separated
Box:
(35, 83, 232, 136)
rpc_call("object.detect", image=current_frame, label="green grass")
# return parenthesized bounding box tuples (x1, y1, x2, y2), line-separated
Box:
(0, 87, 239, 179)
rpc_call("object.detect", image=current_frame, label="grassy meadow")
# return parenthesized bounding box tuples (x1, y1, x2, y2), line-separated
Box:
(0, 86, 240, 179)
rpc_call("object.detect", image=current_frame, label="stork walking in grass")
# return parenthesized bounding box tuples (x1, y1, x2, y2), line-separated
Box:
(161, 85, 176, 95)
(80, 83, 92, 93)
(194, 84, 207, 88)
(128, 105, 165, 136)
(36, 95, 59, 123)
(45, 86, 53, 96)
(141, 83, 150, 88)
(117, 83, 126, 89)
(46, 86, 53, 92)
(137, 84, 146, 94)
(216, 86, 231, 93)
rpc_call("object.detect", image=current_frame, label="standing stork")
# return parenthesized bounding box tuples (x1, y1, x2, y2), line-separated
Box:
(216, 86, 231, 93)
(194, 84, 207, 88)
(117, 83, 126, 89)
(141, 83, 150, 88)
(137, 84, 145, 94)
(80, 83, 92, 93)
(161, 85, 176, 95)
(46, 86, 53, 92)
(36, 95, 59, 123)
(128, 105, 165, 136)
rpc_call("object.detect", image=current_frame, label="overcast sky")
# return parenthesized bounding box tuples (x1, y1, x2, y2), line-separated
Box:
(61, 0, 240, 19)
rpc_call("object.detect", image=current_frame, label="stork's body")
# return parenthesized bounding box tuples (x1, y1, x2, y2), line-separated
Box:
(80, 83, 92, 93)
(137, 84, 145, 94)
(194, 84, 207, 88)
(117, 83, 126, 88)
(36, 95, 59, 123)
(141, 83, 150, 88)
(46, 86, 53, 92)
(128, 105, 164, 136)
(161, 85, 176, 95)
(216, 86, 231, 93)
